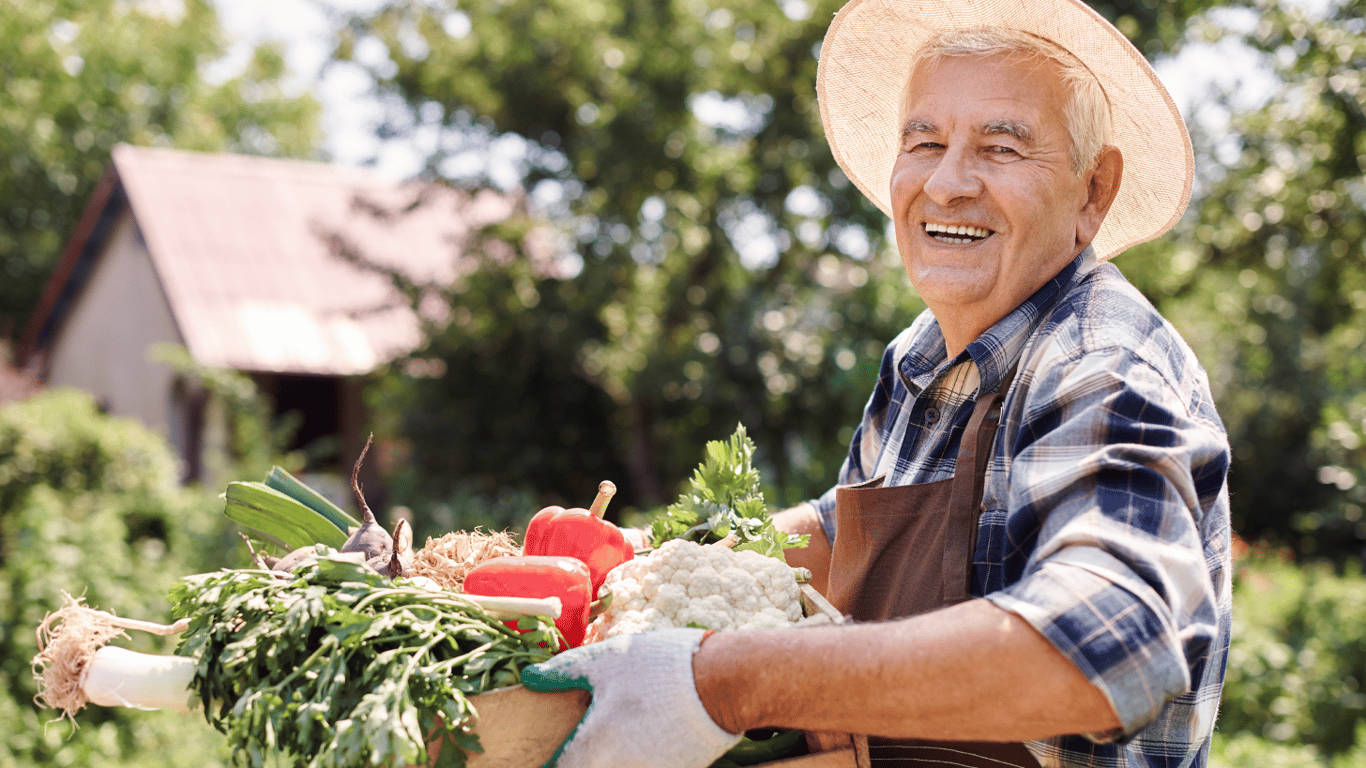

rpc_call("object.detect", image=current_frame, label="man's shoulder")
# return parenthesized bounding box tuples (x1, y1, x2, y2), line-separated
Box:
(1028, 263, 1217, 414)
(1052, 261, 1166, 335)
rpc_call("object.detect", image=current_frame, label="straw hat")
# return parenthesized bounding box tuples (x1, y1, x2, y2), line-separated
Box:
(816, 0, 1192, 261)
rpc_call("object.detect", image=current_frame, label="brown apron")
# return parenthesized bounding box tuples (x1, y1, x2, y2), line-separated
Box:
(826, 371, 1041, 768)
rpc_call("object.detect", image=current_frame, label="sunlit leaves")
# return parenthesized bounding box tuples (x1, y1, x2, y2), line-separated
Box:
(0, 0, 321, 336)
(1152, 0, 1366, 555)
(170, 556, 557, 768)
(328, 0, 1231, 516)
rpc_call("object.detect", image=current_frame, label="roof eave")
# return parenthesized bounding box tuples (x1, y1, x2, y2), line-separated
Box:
(17, 162, 123, 369)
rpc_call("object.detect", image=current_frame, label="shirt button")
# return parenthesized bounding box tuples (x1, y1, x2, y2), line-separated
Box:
(924, 407, 940, 423)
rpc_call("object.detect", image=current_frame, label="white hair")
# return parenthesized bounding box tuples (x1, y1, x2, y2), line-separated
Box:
(904, 27, 1114, 175)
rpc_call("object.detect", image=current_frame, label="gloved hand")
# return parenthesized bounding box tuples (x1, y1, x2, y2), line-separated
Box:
(520, 627, 743, 768)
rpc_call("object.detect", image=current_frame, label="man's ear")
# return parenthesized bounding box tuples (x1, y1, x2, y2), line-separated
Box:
(1075, 145, 1123, 249)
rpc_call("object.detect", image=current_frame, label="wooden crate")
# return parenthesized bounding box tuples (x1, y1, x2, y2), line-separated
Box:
(446, 583, 869, 768)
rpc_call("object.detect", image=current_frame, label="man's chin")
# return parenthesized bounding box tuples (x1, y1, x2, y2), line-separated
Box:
(906, 264, 997, 308)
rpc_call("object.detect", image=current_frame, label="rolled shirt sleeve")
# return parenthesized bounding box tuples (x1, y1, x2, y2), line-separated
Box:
(984, 344, 1231, 741)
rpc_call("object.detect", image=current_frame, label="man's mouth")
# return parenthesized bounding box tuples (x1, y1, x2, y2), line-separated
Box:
(923, 222, 992, 245)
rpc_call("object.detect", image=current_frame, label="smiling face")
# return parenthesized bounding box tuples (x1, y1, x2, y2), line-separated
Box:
(891, 51, 1120, 355)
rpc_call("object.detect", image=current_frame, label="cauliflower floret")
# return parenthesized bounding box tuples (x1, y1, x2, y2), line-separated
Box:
(586, 538, 803, 642)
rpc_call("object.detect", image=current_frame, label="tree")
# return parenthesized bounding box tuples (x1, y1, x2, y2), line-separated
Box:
(1128, 0, 1366, 558)
(325, 0, 1227, 524)
(0, 0, 321, 339)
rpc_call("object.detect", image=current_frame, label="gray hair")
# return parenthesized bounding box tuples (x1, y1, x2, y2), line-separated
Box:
(904, 27, 1114, 175)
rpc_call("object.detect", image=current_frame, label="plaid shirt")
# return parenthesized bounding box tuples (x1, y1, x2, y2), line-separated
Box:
(811, 249, 1233, 768)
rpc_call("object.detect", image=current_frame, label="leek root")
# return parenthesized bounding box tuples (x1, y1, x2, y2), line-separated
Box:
(33, 594, 194, 719)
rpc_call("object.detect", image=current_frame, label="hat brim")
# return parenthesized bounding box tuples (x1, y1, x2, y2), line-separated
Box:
(816, 0, 1193, 261)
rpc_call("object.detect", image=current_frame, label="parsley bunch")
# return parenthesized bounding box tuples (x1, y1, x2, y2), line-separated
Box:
(649, 424, 808, 559)
(168, 554, 556, 768)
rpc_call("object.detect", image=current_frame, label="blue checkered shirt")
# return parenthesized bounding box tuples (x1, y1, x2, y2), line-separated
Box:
(811, 249, 1233, 768)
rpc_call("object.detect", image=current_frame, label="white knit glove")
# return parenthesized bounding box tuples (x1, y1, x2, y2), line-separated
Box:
(520, 627, 743, 768)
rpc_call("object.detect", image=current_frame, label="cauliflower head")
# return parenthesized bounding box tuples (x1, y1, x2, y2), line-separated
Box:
(586, 538, 803, 641)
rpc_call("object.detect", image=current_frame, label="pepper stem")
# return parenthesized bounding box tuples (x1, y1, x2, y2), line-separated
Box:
(588, 480, 616, 518)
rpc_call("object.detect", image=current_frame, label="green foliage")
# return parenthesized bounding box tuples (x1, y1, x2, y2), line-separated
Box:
(1125, 0, 1366, 558)
(169, 554, 558, 768)
(324, 0, 1225, 529)
(1215, 556, 1366, 763)
(1211, 730, 1366, 768)
(649, 424, 807, 558)
(333, 0, 923, 520)
(363, 227, 631, 527)
(0, 388, 178, 513)
(1086, 0, 1225, 56)
(0, 0, 321, 339)
(0, 389, 237, 767)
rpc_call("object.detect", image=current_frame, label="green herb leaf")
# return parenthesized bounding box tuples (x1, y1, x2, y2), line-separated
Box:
(649, 424, 808, 559)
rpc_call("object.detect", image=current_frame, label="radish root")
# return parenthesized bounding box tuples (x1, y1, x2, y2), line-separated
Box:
(340, 435, 393, 560)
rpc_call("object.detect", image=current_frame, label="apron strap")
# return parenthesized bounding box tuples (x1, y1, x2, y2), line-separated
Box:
(939, 366, 1016, 604)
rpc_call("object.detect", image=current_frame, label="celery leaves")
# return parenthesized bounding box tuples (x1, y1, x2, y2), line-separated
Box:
(649, 424, 807, 559)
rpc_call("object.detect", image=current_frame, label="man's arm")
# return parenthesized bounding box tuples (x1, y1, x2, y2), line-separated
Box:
(753, 504, 1122, 739)
(771, 502, 833, 596)
(693, 597, 1122, 740)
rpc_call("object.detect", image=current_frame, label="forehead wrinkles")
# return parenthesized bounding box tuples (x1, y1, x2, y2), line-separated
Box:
(901, 55, 1062, 143)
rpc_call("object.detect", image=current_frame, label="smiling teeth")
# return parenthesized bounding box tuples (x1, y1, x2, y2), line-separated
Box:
(923, 222, 988, 237)
(925, 223, 990, 242)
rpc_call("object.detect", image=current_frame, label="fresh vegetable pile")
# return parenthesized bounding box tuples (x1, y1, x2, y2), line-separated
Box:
(172, 555, 556, 768)
(32, 425, 815, 767)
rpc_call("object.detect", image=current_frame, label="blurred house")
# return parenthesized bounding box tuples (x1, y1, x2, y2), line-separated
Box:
(20, 144, 525, 484)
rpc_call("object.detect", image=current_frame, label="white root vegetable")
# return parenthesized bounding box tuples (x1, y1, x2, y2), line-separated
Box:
(82, 646, 197, 712)
(33, 594, 194, 718)
(458, 594, 563, 621)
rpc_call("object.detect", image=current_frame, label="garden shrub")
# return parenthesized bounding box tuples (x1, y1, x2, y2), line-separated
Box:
(0, 389, 235, 767)
(1214, 555, 1366, 765)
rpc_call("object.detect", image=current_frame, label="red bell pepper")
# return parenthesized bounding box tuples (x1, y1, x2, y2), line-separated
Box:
(463, 555, 593, 648)
(523, 481, 635, 596)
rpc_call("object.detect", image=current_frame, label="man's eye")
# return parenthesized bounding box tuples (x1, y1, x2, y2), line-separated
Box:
(987, 145, 1019, 156)
(902, 139, 942, 152)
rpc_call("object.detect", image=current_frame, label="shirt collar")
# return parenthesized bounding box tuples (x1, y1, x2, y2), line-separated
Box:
(899, 247, 1098, 393)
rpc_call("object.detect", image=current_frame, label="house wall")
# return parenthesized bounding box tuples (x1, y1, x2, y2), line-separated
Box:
(45, 209, 186, 444)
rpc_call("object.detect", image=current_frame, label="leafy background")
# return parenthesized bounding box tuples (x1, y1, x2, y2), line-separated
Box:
(2, 0, 1365, 765)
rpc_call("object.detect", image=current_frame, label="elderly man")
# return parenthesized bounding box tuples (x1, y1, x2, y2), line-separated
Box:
(522, 1, 1233, 767)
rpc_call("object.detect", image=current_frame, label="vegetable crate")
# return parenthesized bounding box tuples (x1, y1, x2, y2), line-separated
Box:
(450, 584, 871, 768)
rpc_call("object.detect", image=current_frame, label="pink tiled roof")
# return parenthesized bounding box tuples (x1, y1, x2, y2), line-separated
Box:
(109, 144, 518, 375)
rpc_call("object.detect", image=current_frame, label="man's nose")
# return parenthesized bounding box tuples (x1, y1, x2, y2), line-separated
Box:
(922, 146, 983, 205)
